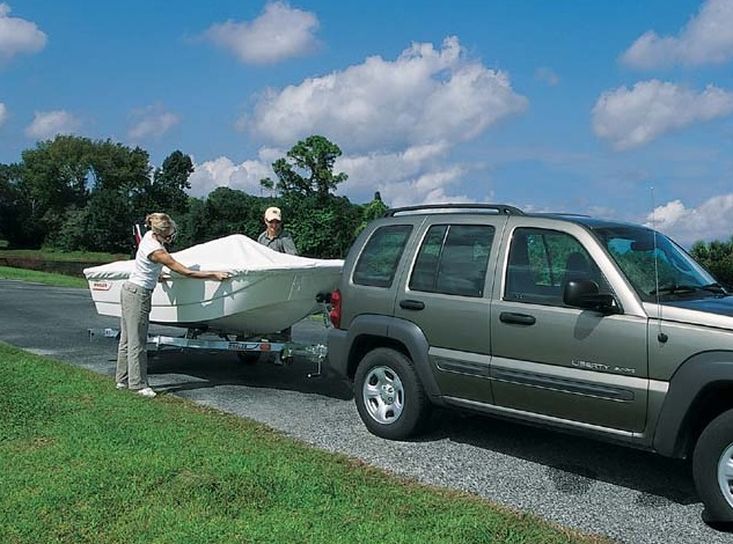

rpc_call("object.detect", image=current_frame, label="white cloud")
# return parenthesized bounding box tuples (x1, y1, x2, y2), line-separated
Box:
(24, 110, 80, 139)
(333, 143, 483, 206)
(621, 0, 733, 69)
(248, 36, 527, 151)
(188, 151, 275, 196)
(0, 102, 7, 126)
(202, 1, 319, 64)
(336, 143, 450, 191)
(592, 80, 733, 150)
(128, 106, 180, 140)
(378, 167, 473, 208)
(535, 67, 559, 86)
(646, 194, 733, 245)
(0, 3, 46, 60)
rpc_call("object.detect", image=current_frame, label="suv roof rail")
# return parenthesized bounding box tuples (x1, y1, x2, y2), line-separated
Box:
(532, 212, 592, 218)
(384, 203, 524, 217)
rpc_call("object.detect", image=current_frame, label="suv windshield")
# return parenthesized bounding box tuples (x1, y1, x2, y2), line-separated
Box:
(590, 225, 723, 302)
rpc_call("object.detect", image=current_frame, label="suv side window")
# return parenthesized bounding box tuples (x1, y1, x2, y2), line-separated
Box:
(505, 227, 609, 305)
(410, 224, 494, 297)
(353, 225, 413, 288)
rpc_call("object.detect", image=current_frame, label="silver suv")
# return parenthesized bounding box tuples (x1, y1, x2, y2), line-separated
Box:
(327, 204, 733, 523)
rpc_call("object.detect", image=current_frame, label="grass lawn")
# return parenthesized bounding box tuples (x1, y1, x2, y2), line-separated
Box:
(0, 248, 126, 262)
(0, 343, 609, 544)
(0, 266, 87, 288)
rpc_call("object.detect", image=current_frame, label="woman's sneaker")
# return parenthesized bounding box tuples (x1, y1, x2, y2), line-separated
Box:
(115, 382, 127, 390)
(135, 387, 157, 398)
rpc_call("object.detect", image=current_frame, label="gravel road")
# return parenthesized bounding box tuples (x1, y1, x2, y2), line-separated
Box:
(1, 279, 730, 543)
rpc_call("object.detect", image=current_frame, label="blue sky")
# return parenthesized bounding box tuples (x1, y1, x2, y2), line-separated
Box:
(1, 0, 733, 245)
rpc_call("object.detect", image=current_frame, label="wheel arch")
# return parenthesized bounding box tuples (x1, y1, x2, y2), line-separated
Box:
(344, 315, 443, 401)
(654, 351, 733, 458)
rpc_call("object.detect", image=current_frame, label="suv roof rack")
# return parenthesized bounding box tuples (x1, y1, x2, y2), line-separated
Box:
(532, 212, 592, 218)
(384, 203, 524, 217)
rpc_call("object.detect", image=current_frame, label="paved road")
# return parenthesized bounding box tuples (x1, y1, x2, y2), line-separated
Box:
(1, 279, 729, 543)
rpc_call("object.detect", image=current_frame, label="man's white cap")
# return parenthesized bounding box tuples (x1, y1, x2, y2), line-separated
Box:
(264, 206, 282, 221)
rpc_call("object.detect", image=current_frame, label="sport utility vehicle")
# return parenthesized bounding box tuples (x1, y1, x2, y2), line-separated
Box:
(327, 203, 733, 522)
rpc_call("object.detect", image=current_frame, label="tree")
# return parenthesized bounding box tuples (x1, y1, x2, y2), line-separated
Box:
(20, 136, 96, 244)
(281, 193, 361, 258)
(691, 239, 733, 289)
(146, 150, 194, 216)
(355, 191, 388, 236)
(0, 163, 33, 247)
(260, 135, 348, 200)
(201, 187, 271, 242)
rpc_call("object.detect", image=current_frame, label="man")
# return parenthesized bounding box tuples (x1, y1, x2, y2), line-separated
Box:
(257, 206, 298, 255)
(257, 206, 297, 346)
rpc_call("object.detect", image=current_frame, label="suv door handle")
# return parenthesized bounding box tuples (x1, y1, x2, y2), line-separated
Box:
(499, 312, 536, 326)
(399, 299, 425, 311)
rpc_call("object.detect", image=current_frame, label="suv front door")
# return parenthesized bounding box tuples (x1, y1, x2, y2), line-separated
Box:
(490, 223, 648, 432)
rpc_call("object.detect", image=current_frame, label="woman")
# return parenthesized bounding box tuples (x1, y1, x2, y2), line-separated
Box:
(116, 213, 230, 397)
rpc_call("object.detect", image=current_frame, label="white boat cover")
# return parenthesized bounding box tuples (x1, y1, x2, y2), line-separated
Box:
(83, 234, 343, 335)
(84, 234, 342, 279)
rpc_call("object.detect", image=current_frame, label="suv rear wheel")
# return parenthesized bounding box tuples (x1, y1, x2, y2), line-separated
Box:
(693, 408, 733, 523)
(354, 347, 431, 440)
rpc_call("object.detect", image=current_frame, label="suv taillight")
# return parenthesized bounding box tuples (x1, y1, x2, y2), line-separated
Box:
(329, 289, 342, 328)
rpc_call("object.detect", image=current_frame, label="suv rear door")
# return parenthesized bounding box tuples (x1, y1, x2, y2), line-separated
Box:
(490, 218, 649, 432)
(393, 214, 505, 404)
(342, 216, 425, 327)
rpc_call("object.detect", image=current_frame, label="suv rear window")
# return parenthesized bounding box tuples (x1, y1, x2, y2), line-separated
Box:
(409, 224, 494, 297)
(353, 225, 413, 288)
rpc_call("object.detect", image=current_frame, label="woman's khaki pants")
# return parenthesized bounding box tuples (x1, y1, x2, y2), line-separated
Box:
(115, 281, 152, 390)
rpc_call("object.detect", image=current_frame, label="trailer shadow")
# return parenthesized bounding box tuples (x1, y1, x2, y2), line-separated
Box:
(417, 408, 699, 507)
(147, 349, 353, 400)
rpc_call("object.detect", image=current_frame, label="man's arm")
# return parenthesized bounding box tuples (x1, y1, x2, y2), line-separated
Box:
(281, 233, 298, 255)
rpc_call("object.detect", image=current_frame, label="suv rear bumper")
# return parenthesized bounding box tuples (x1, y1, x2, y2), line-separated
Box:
(326, 328, 350, 380)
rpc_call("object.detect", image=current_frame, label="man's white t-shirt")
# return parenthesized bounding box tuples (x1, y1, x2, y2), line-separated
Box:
(128, 231, 165, 290)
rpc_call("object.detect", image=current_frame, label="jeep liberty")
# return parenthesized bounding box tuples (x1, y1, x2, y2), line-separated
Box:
(327, 204, 733, 523)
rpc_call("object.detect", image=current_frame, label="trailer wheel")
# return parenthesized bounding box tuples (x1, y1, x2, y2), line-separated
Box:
(236, 351, 260, 365)
(354, 347, 431, 440)
(693, 408, 733, 524)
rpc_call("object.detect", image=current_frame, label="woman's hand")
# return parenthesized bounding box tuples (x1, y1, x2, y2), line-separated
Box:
(210, 271, 232, 281)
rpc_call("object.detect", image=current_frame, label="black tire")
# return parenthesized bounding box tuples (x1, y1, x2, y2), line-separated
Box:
(693, 408, 733, 523)
(236, 351, 261, 365)
(353, 347, 431, 440)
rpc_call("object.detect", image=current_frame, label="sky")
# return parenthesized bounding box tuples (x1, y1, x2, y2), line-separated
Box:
(1, 0, 733, 246)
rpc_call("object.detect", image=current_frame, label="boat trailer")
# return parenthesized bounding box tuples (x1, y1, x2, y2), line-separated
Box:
(88, 326, 329, 379)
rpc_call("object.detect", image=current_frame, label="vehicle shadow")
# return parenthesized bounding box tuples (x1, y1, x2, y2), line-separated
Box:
(418, 408, 699, 507)
(147, 349, 353, 400)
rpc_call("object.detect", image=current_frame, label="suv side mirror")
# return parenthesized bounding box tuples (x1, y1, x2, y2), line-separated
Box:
(563, 279, 619, 314)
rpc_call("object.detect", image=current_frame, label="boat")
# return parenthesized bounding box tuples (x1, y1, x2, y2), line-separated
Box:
(83, 234, 343, 335)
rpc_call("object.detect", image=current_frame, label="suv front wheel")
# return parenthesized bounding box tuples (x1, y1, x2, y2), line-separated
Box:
(693, 408, 733, 523)
(354, 347, 431, 440)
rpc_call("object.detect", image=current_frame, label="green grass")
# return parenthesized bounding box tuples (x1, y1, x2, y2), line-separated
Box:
(0, 248, 126, 262)
(0, 266, 87, 288)
(0, 343, 608, 544)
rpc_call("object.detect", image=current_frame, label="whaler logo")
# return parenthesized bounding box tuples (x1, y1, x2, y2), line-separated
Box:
(91, 281, 111, 291)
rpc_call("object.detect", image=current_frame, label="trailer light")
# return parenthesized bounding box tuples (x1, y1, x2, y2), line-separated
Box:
(329, 289, 342, 328)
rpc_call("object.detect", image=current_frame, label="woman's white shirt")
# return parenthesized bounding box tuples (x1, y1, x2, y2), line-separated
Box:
(128, 231, 165, 290)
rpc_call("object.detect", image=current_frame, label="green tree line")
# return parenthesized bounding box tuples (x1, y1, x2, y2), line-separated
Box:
(690, 239, 733, 289)
(2, 133, 732, 286)
(0, 135, 387, 259)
